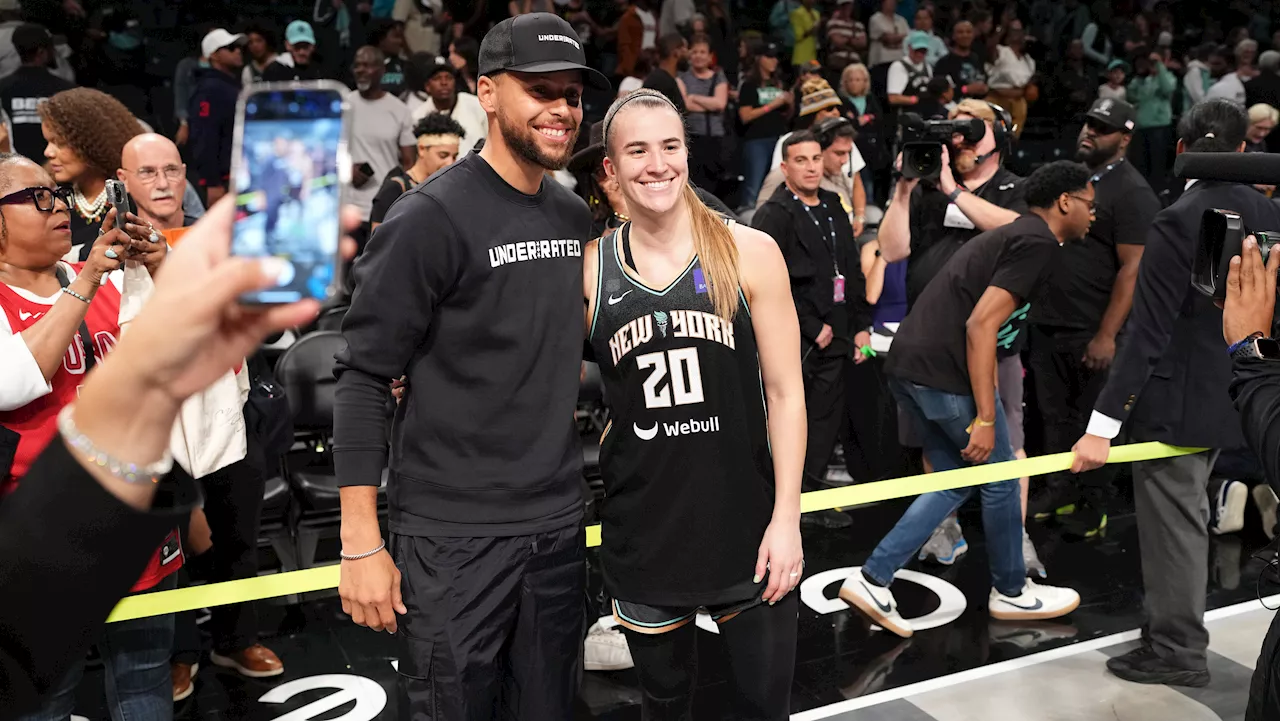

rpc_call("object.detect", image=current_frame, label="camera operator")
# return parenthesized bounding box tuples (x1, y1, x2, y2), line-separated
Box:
(1028, 98, 1160, 537)
(753, 130, 871, 528)
(1071, 99, 1280, 688)
(1221, 237, 1280, 721)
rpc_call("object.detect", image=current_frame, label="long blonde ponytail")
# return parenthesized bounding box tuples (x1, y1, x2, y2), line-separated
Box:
(602, 89, 741, 320)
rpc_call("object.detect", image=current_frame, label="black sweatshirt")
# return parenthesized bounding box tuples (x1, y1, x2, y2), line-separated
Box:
(1229, 357, 1280, 497)
(334, 153, 589, 537)
(0, 439, 198, 715)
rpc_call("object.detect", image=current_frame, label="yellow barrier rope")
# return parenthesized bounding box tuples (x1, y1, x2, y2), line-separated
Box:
(106, 441, 1205, 622)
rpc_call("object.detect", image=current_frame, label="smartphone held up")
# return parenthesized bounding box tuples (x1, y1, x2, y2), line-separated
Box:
(230, 80, 350, 304)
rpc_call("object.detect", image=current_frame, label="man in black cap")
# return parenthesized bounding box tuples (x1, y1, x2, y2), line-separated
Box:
(1028, 98, 1160, 534)
(0, 23, 71, 161)
(334, 12, 609, 719)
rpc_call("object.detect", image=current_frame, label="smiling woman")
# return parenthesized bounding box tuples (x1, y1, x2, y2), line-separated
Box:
(583, 88, 807, 721)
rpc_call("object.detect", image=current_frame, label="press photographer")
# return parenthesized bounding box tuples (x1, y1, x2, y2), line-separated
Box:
(1221, 233, 1280, 721)
(1071, 99, 1280, 689)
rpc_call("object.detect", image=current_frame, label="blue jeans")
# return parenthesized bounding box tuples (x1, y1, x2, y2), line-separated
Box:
(860, 166, 875, 208)
(18, 574, 176, 721)
(739, 136, 778, 210)
(863, 378, 1024, 596)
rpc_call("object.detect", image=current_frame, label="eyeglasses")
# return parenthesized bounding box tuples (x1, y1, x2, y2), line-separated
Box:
(0, 186, 70, 212)
(1067, 194, 1096, 213)
(123, 164, 185, 182)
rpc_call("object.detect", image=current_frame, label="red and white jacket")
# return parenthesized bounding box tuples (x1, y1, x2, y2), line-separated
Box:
(0, 262, 182, 592)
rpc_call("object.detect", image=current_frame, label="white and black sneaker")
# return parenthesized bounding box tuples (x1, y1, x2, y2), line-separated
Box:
(839, 571, 914, 638)
(1210, 478, 1248, 535)
(584, 622, 634, 671)
(989, 580, 1080, 622)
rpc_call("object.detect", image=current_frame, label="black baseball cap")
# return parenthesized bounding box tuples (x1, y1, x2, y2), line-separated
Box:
(1084, 97, 1137, 133)
(12, 23, 52, 57)
(478, 13, 610, 90)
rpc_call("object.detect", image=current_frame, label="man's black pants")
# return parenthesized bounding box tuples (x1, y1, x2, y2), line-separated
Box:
(841, 355, 909, 482)
(803, 351, 847, 485)
(1028, 325, 1118, 507)
(392, 523, 585, 721)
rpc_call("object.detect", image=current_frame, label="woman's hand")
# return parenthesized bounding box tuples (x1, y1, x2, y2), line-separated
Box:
(121, 212, 169, 276)
(82, 210, 129, 283)
(103, 198, 360, 406)
(755, 516, 803, 605)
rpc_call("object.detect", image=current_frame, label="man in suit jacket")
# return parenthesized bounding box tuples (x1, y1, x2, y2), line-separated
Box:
(1072, 100, 1280, 688)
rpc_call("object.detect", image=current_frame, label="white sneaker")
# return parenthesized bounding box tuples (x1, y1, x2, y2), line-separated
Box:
(839, 572, 914, 638)
(1210, 479, 1248, 535)
(584, 623, 634, 671)
(1255, 484, 1279, 540)
(989, 580, 1080, 622)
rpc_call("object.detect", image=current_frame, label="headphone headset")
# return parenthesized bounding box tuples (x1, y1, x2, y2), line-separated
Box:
(812, 116, 854, 149)
(984, 100, 1015, 156)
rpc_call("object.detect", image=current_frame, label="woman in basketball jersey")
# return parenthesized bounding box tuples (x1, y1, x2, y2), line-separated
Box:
(584, 89, 807, 720)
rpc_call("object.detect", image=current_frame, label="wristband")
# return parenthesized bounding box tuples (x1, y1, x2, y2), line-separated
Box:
(340, 541, 387, 560)
(965, 417, 996, 434)
(1228, 332, 1265, 356)
(859, 345, 877, 358)
(947, 187, 964, 202)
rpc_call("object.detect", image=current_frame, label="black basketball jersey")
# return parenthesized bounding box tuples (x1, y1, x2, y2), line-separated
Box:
(588, 223, 775, 607)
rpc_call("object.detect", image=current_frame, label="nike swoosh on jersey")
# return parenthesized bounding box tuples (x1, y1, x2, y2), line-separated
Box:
(608, 290, 633, 305)
(18, 311, 33, 320)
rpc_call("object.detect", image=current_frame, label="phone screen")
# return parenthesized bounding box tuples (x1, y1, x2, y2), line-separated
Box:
(232, 85, 347, 304)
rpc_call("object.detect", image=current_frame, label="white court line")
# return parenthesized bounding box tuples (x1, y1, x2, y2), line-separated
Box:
(790, 593, 1280, 720)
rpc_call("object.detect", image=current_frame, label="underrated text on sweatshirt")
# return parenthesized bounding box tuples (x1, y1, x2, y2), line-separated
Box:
(333, 152, 592, 538)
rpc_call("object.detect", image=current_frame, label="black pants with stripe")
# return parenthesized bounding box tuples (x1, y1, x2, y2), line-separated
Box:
(392, 524, 585, 721)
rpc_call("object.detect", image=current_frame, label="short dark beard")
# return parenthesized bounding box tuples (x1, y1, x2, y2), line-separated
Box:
(497, 107, 576, 171)
(1074, 140, 1118, 169)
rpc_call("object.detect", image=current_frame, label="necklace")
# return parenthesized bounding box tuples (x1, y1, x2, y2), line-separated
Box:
(71, 185, 108, 223)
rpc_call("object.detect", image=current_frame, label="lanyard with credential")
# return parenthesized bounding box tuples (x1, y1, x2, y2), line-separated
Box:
(794, 193, 846, 303)
(1090, 158, 1124, 183)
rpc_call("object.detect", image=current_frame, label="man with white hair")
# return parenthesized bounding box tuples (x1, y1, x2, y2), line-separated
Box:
(1246, 50, 1280, 155)
(119, 134, 197, 234)
(1207, 40, 1258, 105)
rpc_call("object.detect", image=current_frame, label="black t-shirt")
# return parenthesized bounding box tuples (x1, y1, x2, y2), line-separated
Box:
(382, 55, 407, 98)
(642, 67, 686, 114)
(906, 166, 1027, 308)
(370, 167, 416, 225)
(1030, 159, 1160, 330)
(0, 66, 73, 162)
(261, 60, 325, 83)
(888, 214, 1060, 395)
(739, 79, 790, 141)
(933, 52, 988, 99)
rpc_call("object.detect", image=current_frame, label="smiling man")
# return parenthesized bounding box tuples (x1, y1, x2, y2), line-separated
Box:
(333, 13, 610, 719)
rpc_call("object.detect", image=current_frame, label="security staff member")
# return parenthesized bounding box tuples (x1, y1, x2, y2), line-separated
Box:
(1028, 98, 1160, 536)
(1222, 234, 1280, 721)
(333, 14, 611, 718)
(1072, 99, 1280, 689)
(753, 131, 871, 528)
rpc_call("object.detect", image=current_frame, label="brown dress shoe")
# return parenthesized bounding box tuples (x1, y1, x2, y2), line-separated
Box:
(172, 661, 197, 702)
(210, 644, 285, 678)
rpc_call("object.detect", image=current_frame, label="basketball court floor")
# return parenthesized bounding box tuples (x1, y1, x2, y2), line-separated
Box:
(70, 493, 1279, 720)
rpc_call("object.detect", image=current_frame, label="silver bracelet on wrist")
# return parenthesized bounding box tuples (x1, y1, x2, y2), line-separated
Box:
(57, 405, 174, 484)
(61, 286, 90, 304)
(340, 541, 386, 561)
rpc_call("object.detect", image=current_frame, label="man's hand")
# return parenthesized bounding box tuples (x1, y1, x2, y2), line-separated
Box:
(1083, 333, 1117, 370)
(339, 547, 407, 633)
(352, 163, 373, 188)
(815, 323, 834, 349)
(1224, 235, 1280, 346)
(852, 329, 872, 363)
(937, 145, 958, 197)
(893, 153, 921, 194)
(175, 121, 189, 147)
(853, 215, 865, 238)
(1070, 433, 1111, 473)
(962, 423, 995, 463)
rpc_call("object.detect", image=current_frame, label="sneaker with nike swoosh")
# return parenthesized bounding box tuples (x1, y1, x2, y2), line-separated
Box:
(988, 579, 1080, 622)
(838, 571, 914, 638)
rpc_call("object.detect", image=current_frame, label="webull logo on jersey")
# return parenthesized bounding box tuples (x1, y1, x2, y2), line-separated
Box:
(633, 416, 721, 441)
